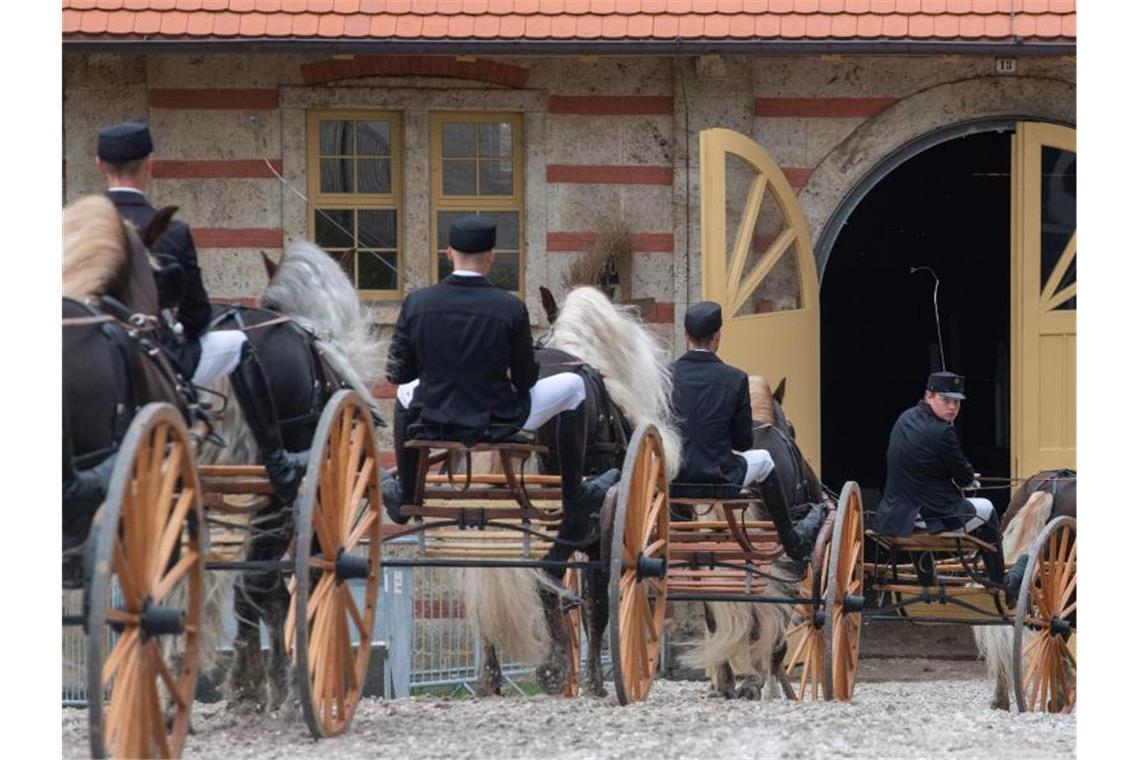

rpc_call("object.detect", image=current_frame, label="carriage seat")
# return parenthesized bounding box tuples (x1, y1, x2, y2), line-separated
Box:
(406, 421, 535, 447)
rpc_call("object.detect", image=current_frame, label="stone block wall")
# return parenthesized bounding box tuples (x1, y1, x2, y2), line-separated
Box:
(63, 50, 1075, 438)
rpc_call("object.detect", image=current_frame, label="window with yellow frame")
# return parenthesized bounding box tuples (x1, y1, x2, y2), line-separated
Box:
(430, 113, 524, 294)
(306, 111, 402, 299)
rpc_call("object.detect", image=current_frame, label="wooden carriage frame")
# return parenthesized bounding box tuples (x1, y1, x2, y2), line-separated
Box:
(66, 388, 385, 758)
(863, 518, 1076, 713)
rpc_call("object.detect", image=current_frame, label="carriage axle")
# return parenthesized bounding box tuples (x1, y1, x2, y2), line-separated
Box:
(139, 598, 186, 639)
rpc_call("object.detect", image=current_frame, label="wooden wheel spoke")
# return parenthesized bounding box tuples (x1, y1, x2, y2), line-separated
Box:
(149, 639, 188, 710)
(344, 510, 378, 552)
(342, 584, 369, 638)
(346, 455, 375, 515)
(307, 573, 337, 621)
(642, 491, 665, 546)
(153, 549, 199, 602)
(621, 542, 635, 569)
(315, 462, 342, 553)
(101, 627, 139, 686)
(112, 537, 143, 608)
(643, 537, 667, 558)
(104, 608, 139, 626)
(151, 489, 195, 586)
(342, 426, 367, 531)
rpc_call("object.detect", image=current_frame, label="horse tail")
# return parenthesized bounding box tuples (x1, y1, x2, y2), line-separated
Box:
(460, 568, 552, 664)
(972, 489, 1055, 706)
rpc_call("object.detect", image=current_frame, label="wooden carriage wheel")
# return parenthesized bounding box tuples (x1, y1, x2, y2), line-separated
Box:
(822, 481, 863, 701)
(289, 390, 383, 738)
(1012, 515, 1076, 713)
(608, 423, 670, 705)
(86, 403, 204, 759)
(562, 564, 582, 698)
(784, 482, 863, 701)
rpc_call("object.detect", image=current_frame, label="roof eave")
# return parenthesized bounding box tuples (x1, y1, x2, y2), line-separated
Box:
(61, 36, 1077, 57)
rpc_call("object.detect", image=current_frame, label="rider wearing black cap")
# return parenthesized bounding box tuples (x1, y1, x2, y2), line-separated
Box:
(876, 371, 1027, 601)
(385, 216, 620, 569)
(669, 301, 818, 560)
(93, 121, 307, 502)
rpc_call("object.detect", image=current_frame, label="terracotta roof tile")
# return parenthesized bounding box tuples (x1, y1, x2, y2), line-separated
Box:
(830, 12, 856, 36)
(472, 14, 500, 36)
(212, 11, 240, 35)
(265, 12, 293, 34)
(343, 13, 371, 36)
(449, 14, 475, 36)
(61, 0, 1077, 44)
(185, 10, 214, 34)
(157, 10, 186, 34)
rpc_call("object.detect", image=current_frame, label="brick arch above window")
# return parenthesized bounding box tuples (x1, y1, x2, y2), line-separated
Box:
(300, 56, 530, 89)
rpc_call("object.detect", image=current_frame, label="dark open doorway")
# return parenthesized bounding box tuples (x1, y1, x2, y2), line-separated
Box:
(820, 130, 1012, 516)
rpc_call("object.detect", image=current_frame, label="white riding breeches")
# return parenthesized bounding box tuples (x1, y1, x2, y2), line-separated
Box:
(738, 449, 775, 487)
(913, 496, 995, 531)
(192, 330, 248, 385)
(395, 372, 587, 432)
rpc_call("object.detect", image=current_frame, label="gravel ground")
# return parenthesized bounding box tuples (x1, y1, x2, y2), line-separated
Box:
(63, 678, 1074, 759)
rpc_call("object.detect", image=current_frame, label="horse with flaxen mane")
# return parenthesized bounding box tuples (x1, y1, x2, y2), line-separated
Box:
(973, 469, 1076, 710)
(682, 376, 828, 700)
(460, 286, 681, 698)
(197, 241, 386, 712)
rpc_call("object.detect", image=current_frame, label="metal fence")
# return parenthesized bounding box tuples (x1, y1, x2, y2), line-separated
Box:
(62, 537, 597, 705)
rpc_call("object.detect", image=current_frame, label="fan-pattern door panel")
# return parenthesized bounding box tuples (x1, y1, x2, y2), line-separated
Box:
(1012, 123, 1076, 478)
(700, 129, 821, 469)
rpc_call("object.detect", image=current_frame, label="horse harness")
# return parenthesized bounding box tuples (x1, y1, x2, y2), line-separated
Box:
(540, 357, 632, 472)
(753, 419, 819, 518)
(63, 296, 196, 466)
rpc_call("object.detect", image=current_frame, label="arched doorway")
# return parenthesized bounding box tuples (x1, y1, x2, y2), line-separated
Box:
(820, 130, 1014, 513)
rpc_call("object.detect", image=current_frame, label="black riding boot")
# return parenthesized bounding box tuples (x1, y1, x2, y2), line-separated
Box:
(229, 343, 308, 504)
(973, 513, 1028, 604)
(791, 502, 828, 559)
(386, 400, 418, 525)
(544, 403, 620, 572)
(759, 475, 809, 561)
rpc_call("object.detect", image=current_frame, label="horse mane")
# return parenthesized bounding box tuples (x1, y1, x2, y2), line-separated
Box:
(62, 195, 131, 300)
(261, 240, 387, 416)
(748, 375, 775, 425)
(547, 286, 682, 478)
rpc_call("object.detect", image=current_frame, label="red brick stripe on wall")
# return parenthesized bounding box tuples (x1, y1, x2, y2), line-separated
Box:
(548, 95, 673, 115)
(547, 232, 673, 252)
(783, 167, 813, 190)
(301, 55, 529, 88)
(150, 89, 280, 109)
(371, 380, 397, 399)
(754, 97, 898, 118)
(546, 164, 673, 185)
(194, 228, 284, 247)
(647, 302, 675, 324)
(152, 159, 282, 179)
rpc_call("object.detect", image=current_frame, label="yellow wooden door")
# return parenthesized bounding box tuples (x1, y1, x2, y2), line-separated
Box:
(699, 128, 821, 469)
(1011, 123, 1076, 478)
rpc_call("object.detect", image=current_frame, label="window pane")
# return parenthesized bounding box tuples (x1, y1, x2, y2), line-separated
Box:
(358, 250, 398, 291)
(319, 120, 352, 155)
(358, 209, 397, 250)
(328, 249, 355, 284)
(356, 121, 390, 156)
(479, 160, 514, 195)
(437, 252, 454, 280)
(486, 211, 519, 249)
(487, 252, 519, 291)
(320, 157, 354, 194)
(357, 158, 391, 194)
(442, 123, 476, 158)
(478, 122, 513, 157)
(443, 159, 477, 195)
(314, 208, 355, 249)
(437, 210, 468, 249)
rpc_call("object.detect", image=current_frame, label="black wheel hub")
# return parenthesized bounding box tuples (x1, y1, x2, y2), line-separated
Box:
(334, 547, 371, 583)
(635, 553, 667, 581)
(140, 597, 186, 640)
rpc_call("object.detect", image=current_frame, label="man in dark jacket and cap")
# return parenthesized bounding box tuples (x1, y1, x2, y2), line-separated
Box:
(94, 121, 306, 502)
(876, 371, 1027, 601)
(385, 215, 620, 570)
(668, 301, 820, 561)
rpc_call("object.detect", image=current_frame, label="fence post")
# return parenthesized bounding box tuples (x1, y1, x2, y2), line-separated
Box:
(380, 562, 413, 698)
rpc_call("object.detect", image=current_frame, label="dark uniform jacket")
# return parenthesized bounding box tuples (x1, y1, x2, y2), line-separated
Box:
(386, 274, 539, 443)
(107, 190, 211, 377)
(670, 350, 753, 497)
(875, 400, 976, 536)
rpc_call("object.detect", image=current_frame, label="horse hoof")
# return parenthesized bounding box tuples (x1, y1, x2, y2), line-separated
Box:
(536, 661, 568, 696)
(735, 683, 763, 701)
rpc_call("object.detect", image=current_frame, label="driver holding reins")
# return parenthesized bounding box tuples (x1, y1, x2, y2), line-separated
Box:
(875, 371, 1028, 602)
(384, 216, 619, 572)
